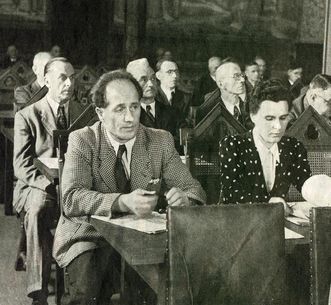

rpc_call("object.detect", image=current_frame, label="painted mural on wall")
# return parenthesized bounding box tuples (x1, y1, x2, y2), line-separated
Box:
(114, 0, 303, 41)
(0, 0, 46, 22)
(299, 0, 325, 44)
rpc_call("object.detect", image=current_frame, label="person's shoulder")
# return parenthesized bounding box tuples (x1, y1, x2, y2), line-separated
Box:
(140, 124, 173, 144)
(69, 121, 101, 146)
(221, 132, 251, 146)
(280, 135, 306, 150)
(17, 96, 46, 116)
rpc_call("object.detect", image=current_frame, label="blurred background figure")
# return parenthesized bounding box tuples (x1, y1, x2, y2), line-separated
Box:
(50, 45, 62, 58)
(254, 55, 268, 81)
(191, 56, 221, 106)
(283, 57, 304, 100)
(1, 45, 21, 69)
(244, 61, 260, 100)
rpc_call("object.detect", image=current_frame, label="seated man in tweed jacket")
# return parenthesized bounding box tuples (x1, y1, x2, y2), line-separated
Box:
(219, 79, 311, 213)
(53, 70, 206, 304)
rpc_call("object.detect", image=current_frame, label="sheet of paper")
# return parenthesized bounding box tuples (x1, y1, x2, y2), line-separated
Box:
(285, 228, 304, 240)
(38, 157, 58, 169)
(92, 212, 166, 234)
(289, 201, 316, 220)
(286, 216, 309, 226)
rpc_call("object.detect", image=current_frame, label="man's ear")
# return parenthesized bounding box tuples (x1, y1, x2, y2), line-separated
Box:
(250, 112, 256, 124)
(156, 70, 162, 81)
(95, 107, 103, 121)
(44, 74, 50, 88)
(32, 64, 37, 75)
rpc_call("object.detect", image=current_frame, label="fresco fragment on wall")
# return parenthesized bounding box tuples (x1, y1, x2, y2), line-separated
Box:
(299, 0, 325, 44)
(0, 0, 46, 22)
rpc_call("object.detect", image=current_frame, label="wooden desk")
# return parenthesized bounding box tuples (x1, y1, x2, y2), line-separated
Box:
(91, 215, 309, 305)
(0, 110, 14, 215)
(33, 157, 59, 185)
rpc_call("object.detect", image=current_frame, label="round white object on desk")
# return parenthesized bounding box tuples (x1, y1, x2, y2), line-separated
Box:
(302, 174, 331, 206)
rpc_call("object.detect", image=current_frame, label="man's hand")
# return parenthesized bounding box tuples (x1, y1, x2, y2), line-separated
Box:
(119, 189, 158, 218)
(269, 197, 292, 217)
(166, 187, 190, 206)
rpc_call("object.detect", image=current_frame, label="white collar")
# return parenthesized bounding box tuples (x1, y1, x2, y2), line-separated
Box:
(222, 98, 241, 116)
(106, 130, 136, 158)
(46, 95, 69, 119)
(253, 128, 280, 163)
(141, 101, 156, 116)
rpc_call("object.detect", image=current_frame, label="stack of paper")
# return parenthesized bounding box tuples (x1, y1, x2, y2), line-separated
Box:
(92, 212, 166, 234)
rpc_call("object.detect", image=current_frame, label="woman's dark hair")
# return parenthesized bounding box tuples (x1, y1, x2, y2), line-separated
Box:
(249, 79, 292, 114)
(90, 69, 143, 108)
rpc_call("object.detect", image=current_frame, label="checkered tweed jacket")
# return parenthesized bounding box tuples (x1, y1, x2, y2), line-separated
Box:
(53, 122, 206, 267)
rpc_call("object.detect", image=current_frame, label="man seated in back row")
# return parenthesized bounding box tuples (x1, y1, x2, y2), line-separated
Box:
(53, 70, 206, 304)
(219, 79, 311, 213)
(289, 74, 331, 126)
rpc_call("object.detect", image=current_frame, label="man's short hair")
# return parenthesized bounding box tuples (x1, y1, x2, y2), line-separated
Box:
(155, 58, 177, 71)
(44, 57, 70, 76)
(309, 74, 331, 90)
(288, 57, 302, 70)
(250, 79, 292, 114)
(244, 61, 258, 70)
(91, 70, 143, 108)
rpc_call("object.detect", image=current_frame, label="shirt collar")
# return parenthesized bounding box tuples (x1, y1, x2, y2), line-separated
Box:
(252, 128, 280, 163)
(46, 95, 69, 118)
(141, 101, 156, 114)
(161, 84, 175, 100)
(106, 130, 136, 158)
(222, 98, 241, 115)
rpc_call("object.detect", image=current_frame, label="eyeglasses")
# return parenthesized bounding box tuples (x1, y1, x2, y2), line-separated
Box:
(227, 73, 246, 81)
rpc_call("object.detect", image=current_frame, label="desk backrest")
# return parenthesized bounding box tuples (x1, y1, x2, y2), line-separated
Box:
(183, 103, 247, 204)
(167, 204, 285, 305)
(310, 207, 331, 305)
(286, 106, 331, 201)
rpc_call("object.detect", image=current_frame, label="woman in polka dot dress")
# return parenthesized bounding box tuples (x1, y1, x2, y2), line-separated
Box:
(219, 79, 311, 214)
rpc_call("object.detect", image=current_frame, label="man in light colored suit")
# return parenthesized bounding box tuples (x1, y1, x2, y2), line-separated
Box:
(13, 57, 88, 305)
(53, 70, 206, 304)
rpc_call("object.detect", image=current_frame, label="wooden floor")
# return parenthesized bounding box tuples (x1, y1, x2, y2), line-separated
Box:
(0, 204, 56, 305)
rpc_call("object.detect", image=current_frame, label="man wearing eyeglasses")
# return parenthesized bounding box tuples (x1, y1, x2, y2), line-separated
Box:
(127, 58, 181, 150)
(195, 59, 252, 130)
(155, 58, 191, 124)
(289, 74, 331, 125)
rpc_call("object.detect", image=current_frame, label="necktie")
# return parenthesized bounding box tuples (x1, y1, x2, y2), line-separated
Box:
(169, 91, 175, 105)
(56, 105, 68, 130)
(115, 144, 130, 193)
(233, 105, 243, 124)
(146, 105, 155, 124)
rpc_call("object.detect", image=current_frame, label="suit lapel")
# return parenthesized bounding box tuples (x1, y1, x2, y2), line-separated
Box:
(68, 100, 85, 126)
(98, 124, 118, 191)
(38, 97, 57, 136)
(130, 125, 154, 191)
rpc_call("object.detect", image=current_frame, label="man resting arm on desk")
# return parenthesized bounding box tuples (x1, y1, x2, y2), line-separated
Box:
(53, 70, 206, 305)
(219, 79, 311, 214)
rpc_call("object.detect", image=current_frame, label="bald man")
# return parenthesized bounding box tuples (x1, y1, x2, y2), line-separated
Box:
(195, 59, 252, 129)
(14, 52, 53, 112)
(13, 57, 89, 304)
(191, 56, 222, 106)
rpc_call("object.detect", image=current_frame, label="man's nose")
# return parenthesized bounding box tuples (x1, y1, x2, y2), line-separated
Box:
(124, 109, 134, 121)
(273, 119, 281, 129)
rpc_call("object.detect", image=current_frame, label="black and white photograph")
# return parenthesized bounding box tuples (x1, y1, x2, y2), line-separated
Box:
(0, 0, 331, 304)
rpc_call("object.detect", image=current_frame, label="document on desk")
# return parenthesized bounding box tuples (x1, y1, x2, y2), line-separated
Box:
(284, 228, 304, 240)
(38, 157, 58, 169)
(92, 212, 167, 234)
(288, 201, 315, 223)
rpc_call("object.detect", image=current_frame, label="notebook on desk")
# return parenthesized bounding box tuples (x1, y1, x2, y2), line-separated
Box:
(92, 212, 167, 234)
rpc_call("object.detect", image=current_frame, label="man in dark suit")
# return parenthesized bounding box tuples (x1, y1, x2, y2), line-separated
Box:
(1, 45, 21, 69)
(126, 58, 182, 150)
(13, 57, 89, 305)
(289, 74, 331, 126)
(14, 52, 52, 112)
(195, 60, 252, 129)
(155, 58, 191, 124)
(281, 59, 304, 100)
(219, 79, 311, 213)
(53, 70, 206, 304)
(191, 56, 221, 106)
